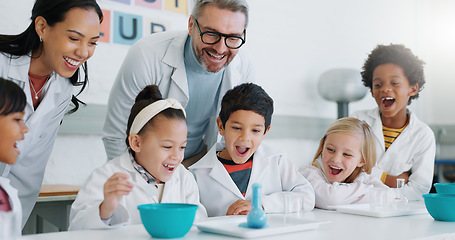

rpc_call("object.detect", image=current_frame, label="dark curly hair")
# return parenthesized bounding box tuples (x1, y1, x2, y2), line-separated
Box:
(361, 44, 425, 105)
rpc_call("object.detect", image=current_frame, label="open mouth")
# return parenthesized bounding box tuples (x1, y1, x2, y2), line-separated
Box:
(205, 50, 225, 61)
(163, 163, 176, 172)
(64, 56, 81, 67)
(235, 146, 250, 156)
(13, 141, 20, 154)
(329, 165, 343, 175)
(381, 97, 395, 108)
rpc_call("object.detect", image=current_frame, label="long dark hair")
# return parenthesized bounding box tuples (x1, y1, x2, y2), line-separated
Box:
(0, 78, 27, 116)
(0, 0, 103, 114)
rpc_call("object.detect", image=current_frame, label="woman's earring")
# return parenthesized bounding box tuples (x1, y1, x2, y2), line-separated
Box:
(39, 36, 42, 42)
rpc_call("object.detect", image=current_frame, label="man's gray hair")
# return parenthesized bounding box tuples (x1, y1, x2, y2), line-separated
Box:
(191, 0, 249, 28)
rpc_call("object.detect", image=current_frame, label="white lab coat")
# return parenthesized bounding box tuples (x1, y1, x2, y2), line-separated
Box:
(0, 53, 73, 226)
(69, 151, 207, 230)
(0, 177, 22, 236)
(300, 164, 396, 209)
(351, 108, 436, 200)
(189, 142, 315, 217)
(102, 31, 255, 160)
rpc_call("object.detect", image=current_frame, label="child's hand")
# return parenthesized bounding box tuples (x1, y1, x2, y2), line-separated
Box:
(385, 171, 410, 188)
(226, 199, 252, 215)
(99, 172, 134, 219)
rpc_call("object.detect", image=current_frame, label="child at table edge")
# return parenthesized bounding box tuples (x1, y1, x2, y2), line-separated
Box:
(351, 44, 435, 201)
(190, 83, 315, 217)
(300, 117, 396, 209)
(0, 78, 29, 236)
(69, 85, 207, 230)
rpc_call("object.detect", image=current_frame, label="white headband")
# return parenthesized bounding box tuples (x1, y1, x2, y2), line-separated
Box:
(129, 98, 186, 135)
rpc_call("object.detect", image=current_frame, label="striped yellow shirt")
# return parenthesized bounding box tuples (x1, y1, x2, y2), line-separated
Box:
(382, 116, 409, 151)
(380, 116, 409, 183)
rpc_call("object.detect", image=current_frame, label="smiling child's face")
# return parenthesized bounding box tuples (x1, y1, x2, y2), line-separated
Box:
(0, 111, 28, 165)
(132, 115, 187, 183)
(217, 110, 270, 164)
(321, 132, 364, 183)
(371, 63, 418, 124)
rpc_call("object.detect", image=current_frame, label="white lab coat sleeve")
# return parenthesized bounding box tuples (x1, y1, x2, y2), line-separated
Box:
(0, 54, 74, 226)
(350, 110, 386, 180)
(0, 177, 22, 236)
(300, 166, 383, 209)
(363, 173, 398, 202)
(69, 167, 130, 230)
(352, 109, 436, 201)
(369, 165, 385, 181)
(261, 155, 315, 213)
(404, 126, 435, 200)
(102, 41, 159, 160)
(237, 49, 255, 84)
(181, 168, 208, 220)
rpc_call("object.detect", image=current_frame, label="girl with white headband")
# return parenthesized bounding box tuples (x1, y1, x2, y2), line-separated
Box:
(69, 85, 207, 230)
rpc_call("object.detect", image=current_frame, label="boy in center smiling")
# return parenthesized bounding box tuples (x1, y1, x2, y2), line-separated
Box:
(190, 83, 314, 217)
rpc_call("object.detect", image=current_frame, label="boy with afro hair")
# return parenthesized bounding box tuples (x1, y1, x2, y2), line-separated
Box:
(352, 44, 435, 201)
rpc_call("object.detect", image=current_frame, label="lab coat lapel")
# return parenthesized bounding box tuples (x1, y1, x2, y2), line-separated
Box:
(119, 154, 159, 203)
(5, 55, 67, 124)
(6, 55, 34, 120)
(209, 162, 245, 199)
(218, 65, 238, 109)
(27, 74, 63, 125)
(162, 33, 189, 107)
(382, 109, 413, 152)
(160, 175, 179, 203)
(197, 143, 245, 198)
(368, 108, 386, 151)
(244, 146, 270, 199)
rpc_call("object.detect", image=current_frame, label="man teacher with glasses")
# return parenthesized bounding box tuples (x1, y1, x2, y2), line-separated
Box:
(103, 0, 254, 167)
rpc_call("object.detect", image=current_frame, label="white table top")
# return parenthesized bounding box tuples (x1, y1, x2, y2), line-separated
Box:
(19, 208, 455, 240)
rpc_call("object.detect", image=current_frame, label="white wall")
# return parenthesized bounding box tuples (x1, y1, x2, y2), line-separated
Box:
(3, 0, 454, 122)
(246, 0, 455, 122)
(1, 0, 455, 185)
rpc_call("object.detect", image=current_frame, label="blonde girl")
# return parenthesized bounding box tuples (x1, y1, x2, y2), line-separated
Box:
(300, 117, 391, 209)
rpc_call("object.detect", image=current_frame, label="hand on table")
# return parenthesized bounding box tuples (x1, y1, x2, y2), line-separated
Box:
(226, 199, 252, 215)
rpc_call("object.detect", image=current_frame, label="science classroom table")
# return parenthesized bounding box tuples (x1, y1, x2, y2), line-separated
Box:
(23, 185, 81, 234)
(19, 208, 455, 240)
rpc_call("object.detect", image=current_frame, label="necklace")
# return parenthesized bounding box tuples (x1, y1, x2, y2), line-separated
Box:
(29, 75, 49, 100)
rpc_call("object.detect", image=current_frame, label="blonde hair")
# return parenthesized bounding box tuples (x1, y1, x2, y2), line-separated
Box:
(312, 117, 376, 183)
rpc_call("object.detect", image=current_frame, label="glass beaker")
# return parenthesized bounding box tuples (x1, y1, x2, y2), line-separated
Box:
(370, 188, 388, 210)
(392, 178, 408, 209)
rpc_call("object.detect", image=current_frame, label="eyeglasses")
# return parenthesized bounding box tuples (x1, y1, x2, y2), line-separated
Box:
(194, 19, 246, 49)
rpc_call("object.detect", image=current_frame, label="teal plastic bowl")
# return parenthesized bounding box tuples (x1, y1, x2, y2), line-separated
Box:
(138, 203, 198, 238)
(423, 194, 455, 222)
(434, 183, 455, 194)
